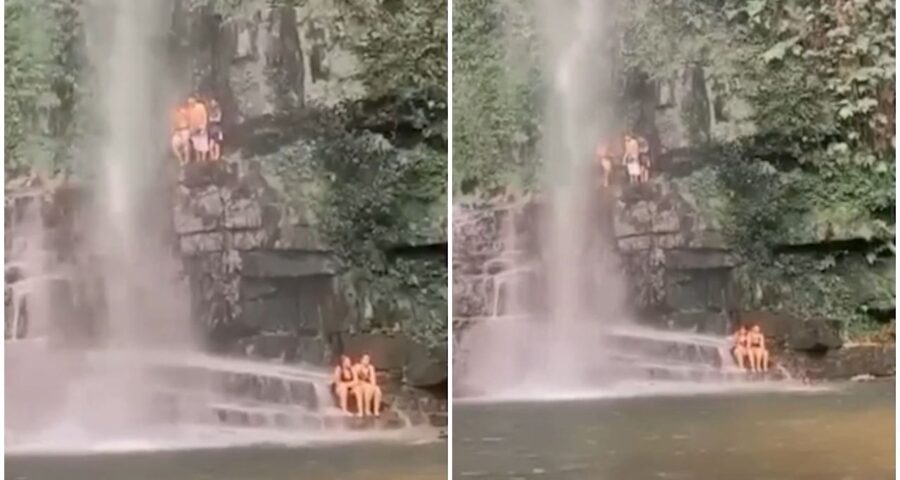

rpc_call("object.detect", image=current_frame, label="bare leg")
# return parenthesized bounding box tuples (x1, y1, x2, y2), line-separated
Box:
(171, 137, 182, 163)
(761, 349, 769, 372)
(372, 386, 382, 416)
(733, 347, 745, 370)
(336, 384, 349, 414)
(362, 385, 374, 416)
(353, 386, 364, 417)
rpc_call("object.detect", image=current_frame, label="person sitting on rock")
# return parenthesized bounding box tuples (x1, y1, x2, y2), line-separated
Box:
(171, 103, 191, 164)
(623, 134, 641, 185)
(748, 325, 769, 373)
(187, 96, 209, 163)
(206, 97, 223, 161)
(333, 355, 363, 416)
(355, 354, 383, 417)
(731, 325, 750, 371)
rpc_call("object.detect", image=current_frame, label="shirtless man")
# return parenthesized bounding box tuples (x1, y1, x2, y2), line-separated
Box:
(354, 354, 383, 417)
(623, 134, 641, 185)
(594, 140, 614, 188)
(748, 325, 769, 373)
(333, 355, 363, 416)
(731, 325, 750, 370)
(171, 103, 191, 164)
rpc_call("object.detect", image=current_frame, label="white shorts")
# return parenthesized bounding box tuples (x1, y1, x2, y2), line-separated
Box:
(626, 158, 641, 176)
(191, 131, 209, 153)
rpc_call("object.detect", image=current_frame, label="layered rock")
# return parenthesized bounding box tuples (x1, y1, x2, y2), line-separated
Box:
(453, 172, 894, 379)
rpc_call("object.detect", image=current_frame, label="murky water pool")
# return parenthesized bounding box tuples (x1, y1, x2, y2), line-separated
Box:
(6, 439, 446, 480)
(455, 381, 894, 479)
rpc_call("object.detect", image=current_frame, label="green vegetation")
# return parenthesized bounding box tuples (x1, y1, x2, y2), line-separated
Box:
(453, 0, 541, 194)
(5, 0, 86, 176)
(262, 0, 449, 349)
(454, 0, 894, 334)
(310, 0, 447, 349)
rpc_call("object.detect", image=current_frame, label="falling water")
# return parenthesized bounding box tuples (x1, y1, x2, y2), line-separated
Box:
(6, 0, 426, 452)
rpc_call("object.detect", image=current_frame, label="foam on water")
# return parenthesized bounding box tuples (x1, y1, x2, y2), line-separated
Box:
(7, 423, 437, 456)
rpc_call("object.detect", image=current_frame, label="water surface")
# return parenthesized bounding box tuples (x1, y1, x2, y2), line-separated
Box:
(6, 440, 446, 480)
(455, 381, 894, 479)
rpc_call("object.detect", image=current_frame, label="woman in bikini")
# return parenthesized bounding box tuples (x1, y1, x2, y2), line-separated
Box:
(748, 325, 769, 373)
(731, 325, 750, 371)
(333, 355, 363, 416)
(355, 354, 383, 417)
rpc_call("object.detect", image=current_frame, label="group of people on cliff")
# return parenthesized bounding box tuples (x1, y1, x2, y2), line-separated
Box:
(731, 325, 770, 373)
(333, 354, 383, 418)
(594, 133, 651, 187)
(171, 95, 223, 164)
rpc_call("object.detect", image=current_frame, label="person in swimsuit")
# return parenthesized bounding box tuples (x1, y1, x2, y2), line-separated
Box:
(187, 96, 209, 162)
(207, 97, 223, 161)
(354, 354, 383, 417)
(731, 325, 750, 371)
(623, 134, 641, 184)
(332, 355, 362, 416)
(748, 325, 769, 372)
(171, 104, 191, 164)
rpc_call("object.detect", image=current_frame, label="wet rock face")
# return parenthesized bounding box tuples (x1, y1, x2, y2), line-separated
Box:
(174, 0, 364, 139)
(174, 161, 448, 420)
(614, 180, 736, 332)
(453, 182, 738, 338)
(782, 345, 895, 380)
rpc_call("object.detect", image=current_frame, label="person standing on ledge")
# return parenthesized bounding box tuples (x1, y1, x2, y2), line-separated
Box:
(355, 354, 383, 417)
(594, 140, 614, 188)
(171, 103, 191, 164)
(207, 97, 223, 161)
(638, 135, 651, 183)
(333, 355, 363, 416)
(187, 96, 209, 163)
(623, 133, 641, 184)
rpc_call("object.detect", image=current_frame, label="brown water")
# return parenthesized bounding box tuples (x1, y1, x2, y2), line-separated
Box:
(5, 440, 446, 480)
(454, 381, 894, 479)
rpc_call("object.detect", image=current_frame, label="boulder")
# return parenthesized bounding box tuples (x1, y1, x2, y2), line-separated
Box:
(405, 342, 447, 388)
(239, 250, 337, 277)
(342, 333, 411, 372)
(341, 333, 447, 387)
(782, 344, 895, 380)
(787, 318, 843, 352)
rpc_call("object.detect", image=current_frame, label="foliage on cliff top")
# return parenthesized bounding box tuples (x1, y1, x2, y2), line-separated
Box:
(5, 0, 86, 176)
(453, 0, 542, 195)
